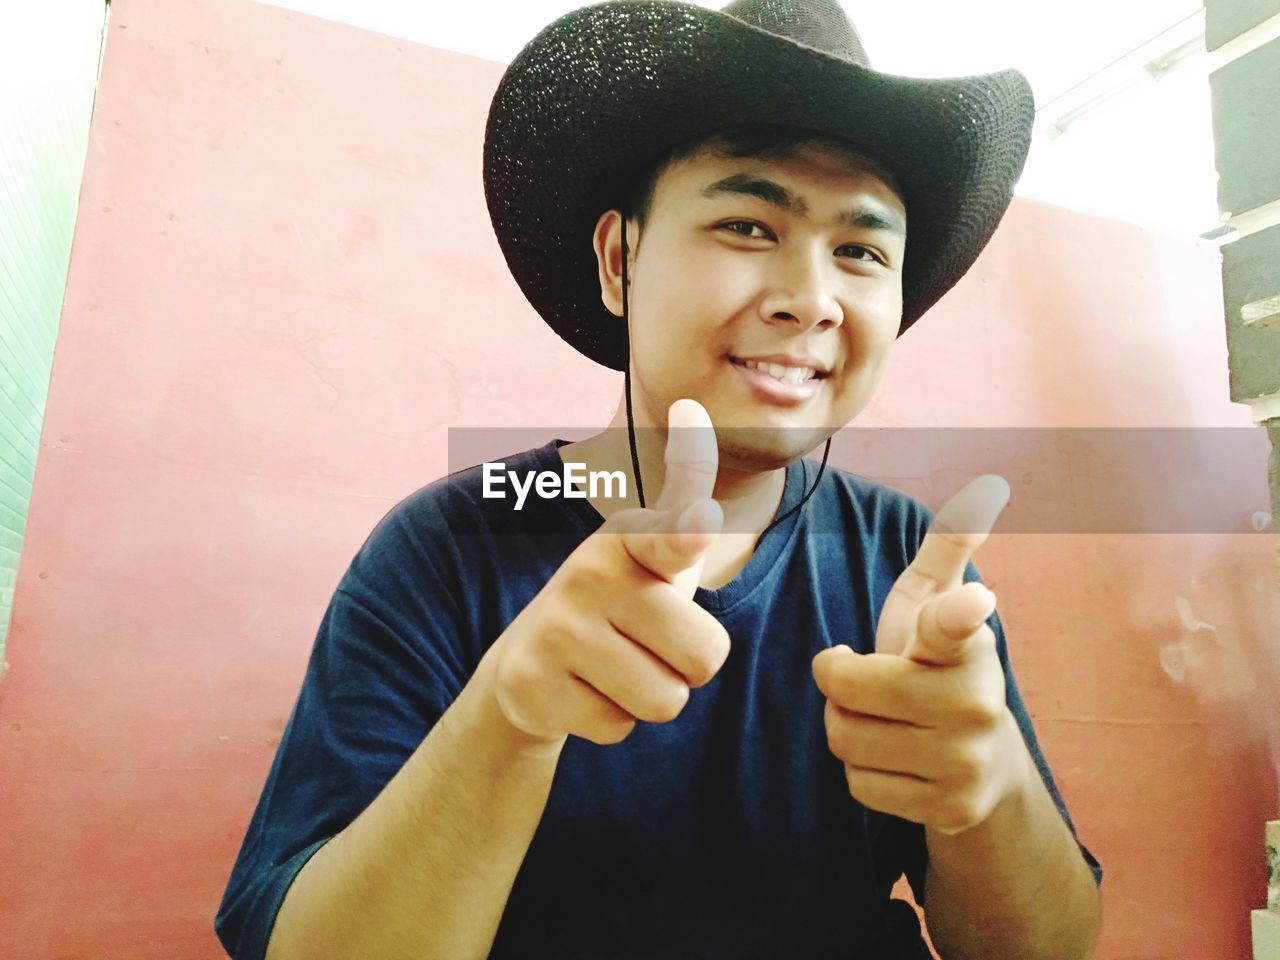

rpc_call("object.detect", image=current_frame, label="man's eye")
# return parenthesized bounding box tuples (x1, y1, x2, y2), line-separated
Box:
(720, 220, 770, 239)
(718, 224, 885, 264)
(837, 243, 884, 265)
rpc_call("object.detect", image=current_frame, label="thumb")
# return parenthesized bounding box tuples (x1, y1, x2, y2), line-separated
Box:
(655, 399, 719, 516)
(614, 398, 721, 590)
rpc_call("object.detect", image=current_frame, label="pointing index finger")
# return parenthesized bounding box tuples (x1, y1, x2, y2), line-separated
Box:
(906, 475, 1010, 597)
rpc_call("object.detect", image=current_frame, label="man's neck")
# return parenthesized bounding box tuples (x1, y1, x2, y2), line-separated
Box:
(557, 403, 786, 537)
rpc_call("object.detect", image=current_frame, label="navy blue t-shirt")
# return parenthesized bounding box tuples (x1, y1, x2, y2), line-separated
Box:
(215, 441, 1101, 960)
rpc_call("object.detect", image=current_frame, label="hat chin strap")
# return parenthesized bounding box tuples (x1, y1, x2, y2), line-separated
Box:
(619, 215, 831, 538)
(622, 215, 647, 510)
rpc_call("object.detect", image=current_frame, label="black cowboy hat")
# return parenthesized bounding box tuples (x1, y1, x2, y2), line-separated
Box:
(483, 0, 1035, 372)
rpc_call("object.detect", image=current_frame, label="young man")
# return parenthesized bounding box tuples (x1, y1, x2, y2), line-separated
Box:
(216, 1, 1103, 958)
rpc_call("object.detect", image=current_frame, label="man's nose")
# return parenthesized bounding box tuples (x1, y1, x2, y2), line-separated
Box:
(758, 245, 844, 332)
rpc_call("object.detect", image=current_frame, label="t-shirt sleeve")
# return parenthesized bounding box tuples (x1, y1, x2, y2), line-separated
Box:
(900, 561, 1105, 904)
(214, 493, 477, 960)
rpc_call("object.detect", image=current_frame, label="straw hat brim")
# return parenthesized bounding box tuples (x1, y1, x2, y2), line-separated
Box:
(483, 0, 1035, 371)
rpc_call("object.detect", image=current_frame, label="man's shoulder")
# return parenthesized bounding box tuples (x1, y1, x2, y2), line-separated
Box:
(336, 441, 573, 604)
(808, 459, 934, 537)
(354, 441, 580, 567)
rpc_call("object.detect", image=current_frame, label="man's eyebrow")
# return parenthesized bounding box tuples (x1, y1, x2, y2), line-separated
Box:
(699, 173, 906, 237)
(837, 204, 906, 237)
(700, 174, 808, 216)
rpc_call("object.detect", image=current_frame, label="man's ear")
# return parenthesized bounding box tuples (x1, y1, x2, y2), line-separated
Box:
(592, 209, 629, 318)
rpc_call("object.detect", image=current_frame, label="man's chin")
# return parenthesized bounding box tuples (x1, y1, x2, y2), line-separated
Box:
(715, 425, 832, 473)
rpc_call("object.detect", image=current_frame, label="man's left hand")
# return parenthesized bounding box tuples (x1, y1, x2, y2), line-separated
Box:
(812, 475, 1032, 836)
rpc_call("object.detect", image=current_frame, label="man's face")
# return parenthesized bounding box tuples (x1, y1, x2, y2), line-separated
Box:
(602, 140, 907, 471)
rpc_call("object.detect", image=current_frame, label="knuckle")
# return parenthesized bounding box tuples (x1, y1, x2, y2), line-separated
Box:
(583, 721, 632, 746)
(607, 718, 638, 744)
(497, 652, 542, 701)
(944, 794, 982, 831)
(827, 730, 848, 763)
(842, 766, 862, 800)
(926, 785, 955, 823)
(956, 693, 1002, 729)
(825, 714, 851, 760)
(562, 555, 611, 596)
(683, 658, 715, 688)
(830, 673, 859, 709)
(934, 800, 959, 831)
(538, 621, 578, 662)
(981, 692, 1006, 724)
(674, 613, 730, 688)
(644, 682, 690, 724)
(686, 638, 728, 686)
(709, 623, 732, 667)
(842, 764, 865, 796)
(949, 744, 985, 786)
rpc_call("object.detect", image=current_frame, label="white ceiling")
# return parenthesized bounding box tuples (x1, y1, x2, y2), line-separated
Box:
(258, 0, 1203, 96)
(258, 0, 1222, 238)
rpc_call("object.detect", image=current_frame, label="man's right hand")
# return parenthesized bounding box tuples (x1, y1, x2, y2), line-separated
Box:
(484, 399, 731, 751)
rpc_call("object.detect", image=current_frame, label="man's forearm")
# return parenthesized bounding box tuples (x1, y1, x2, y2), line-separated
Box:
(264, 642, 563, 960)
(922, 714, 1101, 960)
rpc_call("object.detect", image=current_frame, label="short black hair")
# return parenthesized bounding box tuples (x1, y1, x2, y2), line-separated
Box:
(623, 124, 895, 229)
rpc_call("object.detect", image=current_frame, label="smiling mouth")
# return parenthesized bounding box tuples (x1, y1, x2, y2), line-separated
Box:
(728, 356, 828, 385)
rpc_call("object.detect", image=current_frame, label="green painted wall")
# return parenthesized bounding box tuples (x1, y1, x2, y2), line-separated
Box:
(1211, 36, 1280, 218)
(1207, 0, 1280, 51)
(0, 3, 107, 668)
(1221, 223, 1280, 402)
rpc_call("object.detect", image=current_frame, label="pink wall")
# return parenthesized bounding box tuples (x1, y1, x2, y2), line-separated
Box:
(1, 0, 1275, 957)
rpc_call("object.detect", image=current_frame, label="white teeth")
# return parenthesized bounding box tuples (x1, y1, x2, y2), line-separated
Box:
(738, 358, 816, 384)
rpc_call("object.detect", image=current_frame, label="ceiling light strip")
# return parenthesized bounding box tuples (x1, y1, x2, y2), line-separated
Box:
(1034, 10, 1205, 126)
(1037, 9, 1280, 140)
(1223, 196, 1280, 241)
